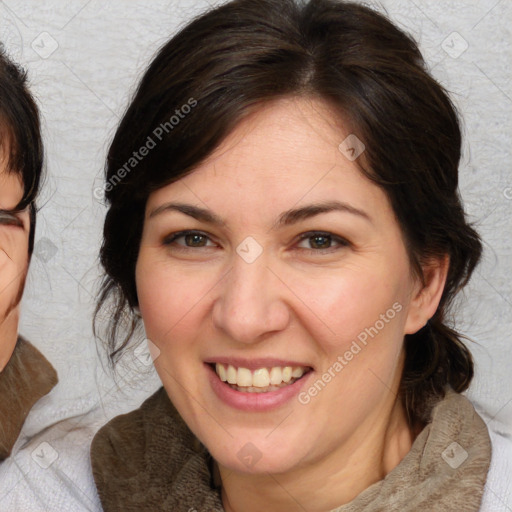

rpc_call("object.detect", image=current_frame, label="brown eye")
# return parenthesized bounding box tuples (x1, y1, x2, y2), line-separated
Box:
(183, 233, 208, 247)
(309, 234, 331, 249)
(296, 231, 348, 251)
(163, 230, 216, 248)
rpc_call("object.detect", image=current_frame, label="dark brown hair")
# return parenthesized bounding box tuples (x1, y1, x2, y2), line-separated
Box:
(95, 0, 482, 425)
(0, 44, 43, 253)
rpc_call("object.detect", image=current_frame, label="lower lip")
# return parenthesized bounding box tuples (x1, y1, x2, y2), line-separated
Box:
(206, 363, 312, 412)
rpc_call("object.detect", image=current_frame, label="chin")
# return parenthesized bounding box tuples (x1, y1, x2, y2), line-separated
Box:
(221, 452, 300, 476)
(206, 432, 309, 476)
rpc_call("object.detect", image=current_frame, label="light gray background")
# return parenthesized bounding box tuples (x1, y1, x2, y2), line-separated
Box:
(1, 0, 511, 436)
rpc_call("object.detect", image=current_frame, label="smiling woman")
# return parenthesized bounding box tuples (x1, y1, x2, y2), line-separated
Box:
(90, 0, 505, 511)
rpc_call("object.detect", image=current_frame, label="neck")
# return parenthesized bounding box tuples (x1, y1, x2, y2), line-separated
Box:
(220, 397, 416, 512)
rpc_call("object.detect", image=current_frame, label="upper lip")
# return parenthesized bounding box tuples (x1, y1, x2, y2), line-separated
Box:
(205, 357, 313, 371)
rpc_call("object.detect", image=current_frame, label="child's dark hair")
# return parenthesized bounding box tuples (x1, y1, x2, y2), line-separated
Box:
(0, 44, 44, 253)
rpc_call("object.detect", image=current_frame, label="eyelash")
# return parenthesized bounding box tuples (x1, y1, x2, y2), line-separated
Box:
(0, 210, 23, 227)
(162, 230, 349, 254)
(163, 230, 216, 249)
(295, 231, 349, 254)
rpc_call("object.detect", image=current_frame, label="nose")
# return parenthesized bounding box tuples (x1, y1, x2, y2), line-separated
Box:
(212, 253, 290, 344)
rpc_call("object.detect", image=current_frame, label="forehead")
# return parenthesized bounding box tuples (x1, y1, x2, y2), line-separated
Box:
(147, 96, 389, 219)
(200, 97, 348, 176)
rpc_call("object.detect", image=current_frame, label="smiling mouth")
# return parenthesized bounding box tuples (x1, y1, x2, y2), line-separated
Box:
(212, 363, 312, 393)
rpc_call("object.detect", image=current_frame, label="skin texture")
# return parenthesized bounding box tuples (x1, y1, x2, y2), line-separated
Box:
(0, 148, 29, 372)
(135, 97, 448, 511)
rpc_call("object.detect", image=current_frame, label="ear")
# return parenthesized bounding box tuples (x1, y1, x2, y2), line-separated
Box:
(403, 255, 449, 335)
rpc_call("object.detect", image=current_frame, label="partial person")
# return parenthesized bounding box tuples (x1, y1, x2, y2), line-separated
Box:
(0, 44, 57, 463)
(0, 45, 104, 512)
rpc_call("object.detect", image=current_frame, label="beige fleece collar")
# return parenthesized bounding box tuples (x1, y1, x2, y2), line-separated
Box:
(331, 388, 492, 511)
(0, 337, 58, 461)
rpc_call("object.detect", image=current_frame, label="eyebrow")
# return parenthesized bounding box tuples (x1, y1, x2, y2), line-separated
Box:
(149, 202, 226, 226)
(149, 200, 372, 227)
(274, 200, 372, 228)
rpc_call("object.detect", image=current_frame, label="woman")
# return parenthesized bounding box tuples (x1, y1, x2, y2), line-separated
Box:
(91, 0, 510, 510)
(0, 44, 57, 462)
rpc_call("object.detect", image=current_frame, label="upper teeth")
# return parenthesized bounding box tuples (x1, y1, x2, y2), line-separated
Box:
(215, 363, 307, 388)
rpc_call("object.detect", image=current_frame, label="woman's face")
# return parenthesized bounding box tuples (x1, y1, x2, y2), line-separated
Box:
(136, 97, 432, 475)
(0, 149, 30, 371)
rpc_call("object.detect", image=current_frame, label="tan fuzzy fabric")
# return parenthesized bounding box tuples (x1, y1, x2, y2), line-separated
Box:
(0, 337, 58, 461)
(91, 387, 491, 512)
(332, 389, 492, 512)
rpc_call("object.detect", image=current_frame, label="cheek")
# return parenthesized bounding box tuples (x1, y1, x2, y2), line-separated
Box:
(302, 273, 407, 415)
(135, 253, 211, 343)
(299, 262, 408, 352)
(310, 268, 410, 403)
(0, 230, 29, 317)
